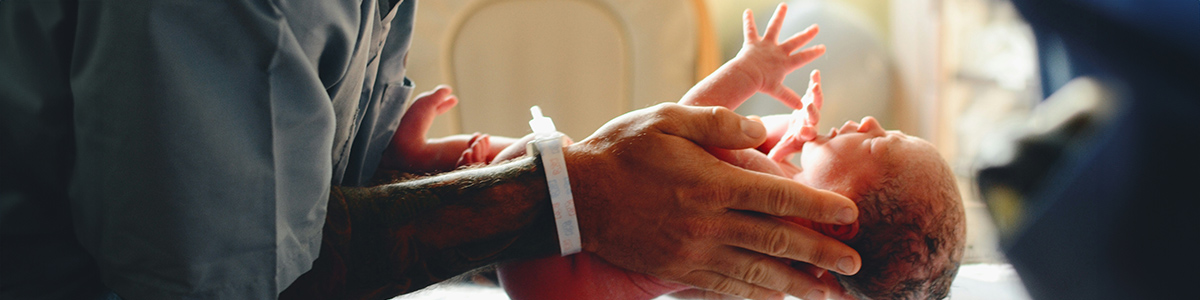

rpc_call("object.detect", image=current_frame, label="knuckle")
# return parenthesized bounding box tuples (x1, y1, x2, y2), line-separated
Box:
(765, 228, 791, 256)
(710, 276, 744, 296)
(685, 182, 726, 209)
(651, 108, 685, 133)
(708, 106, 737, 127)
(677, 247, 708, 266)
(742, 260, 772, 285)
(652, 102, 682, 119)
(766, 187, 794, 215)
(683, 217, 721, 241)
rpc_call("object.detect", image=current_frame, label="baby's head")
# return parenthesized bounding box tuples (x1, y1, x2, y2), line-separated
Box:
(796, 116, 966, 300)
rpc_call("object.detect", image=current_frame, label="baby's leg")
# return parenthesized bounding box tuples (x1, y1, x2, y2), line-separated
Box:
(394, 85, 458, 154)
(382, 85, 498, 173)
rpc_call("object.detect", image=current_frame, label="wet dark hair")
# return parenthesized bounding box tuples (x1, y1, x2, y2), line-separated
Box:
(833, 150, 966, 300)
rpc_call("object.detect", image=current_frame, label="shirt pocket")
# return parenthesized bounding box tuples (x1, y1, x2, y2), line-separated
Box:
(382, 77, 414, 107)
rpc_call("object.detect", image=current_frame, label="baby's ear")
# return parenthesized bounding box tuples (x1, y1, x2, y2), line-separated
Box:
(814, 222, 859, 242)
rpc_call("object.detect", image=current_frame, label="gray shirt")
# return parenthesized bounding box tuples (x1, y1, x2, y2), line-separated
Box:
(0, 0, 415, 298)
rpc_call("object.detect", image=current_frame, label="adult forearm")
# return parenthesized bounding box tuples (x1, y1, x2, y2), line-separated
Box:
(282, 156, 558, 299)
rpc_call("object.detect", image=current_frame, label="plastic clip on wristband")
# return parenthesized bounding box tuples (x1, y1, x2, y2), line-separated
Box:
(526, 106, 582, 256)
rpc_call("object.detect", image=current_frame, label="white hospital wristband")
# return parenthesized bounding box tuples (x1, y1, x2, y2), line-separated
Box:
(527, 106, 582, 256)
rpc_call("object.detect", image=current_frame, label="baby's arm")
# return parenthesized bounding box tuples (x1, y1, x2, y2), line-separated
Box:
(679, 3, 824, 111)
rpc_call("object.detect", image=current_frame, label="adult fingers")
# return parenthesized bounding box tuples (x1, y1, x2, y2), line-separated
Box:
(781, 24, 819, 52)
(763, 3, 788, 42)
(790, 261, 826, 279)
(721, 171, 857, 225)
(700, 246, 835, 300)
(651, 104, 766, 150)
(677, 270, 786, 300)
(716, 212, 860, 276)
(789, 45, 826, 67)
(743, 9, 759, 43)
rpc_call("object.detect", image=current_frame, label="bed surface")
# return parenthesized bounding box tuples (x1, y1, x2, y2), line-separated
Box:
(394, 263, 1032, 300)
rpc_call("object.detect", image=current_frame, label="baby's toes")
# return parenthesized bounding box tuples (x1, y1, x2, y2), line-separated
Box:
(456, 133, 492, 167)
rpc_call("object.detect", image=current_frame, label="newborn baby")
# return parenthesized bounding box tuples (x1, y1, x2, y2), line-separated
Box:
(497, 114, 966, 300)
(383, 3, 965, 299)
(493, 4, 966, 300)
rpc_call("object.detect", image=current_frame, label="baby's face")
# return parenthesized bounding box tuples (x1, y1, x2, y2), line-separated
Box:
(796, 116, 924, 194)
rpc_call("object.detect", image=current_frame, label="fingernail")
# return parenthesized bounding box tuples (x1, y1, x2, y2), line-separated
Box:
(837, 257, 856, 275)
(742, 118, 765, 139)
(837, 207, 855, 224)
(806, 289, 826, 300)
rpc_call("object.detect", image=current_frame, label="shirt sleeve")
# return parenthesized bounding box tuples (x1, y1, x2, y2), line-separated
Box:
(66, 1, 341, 298)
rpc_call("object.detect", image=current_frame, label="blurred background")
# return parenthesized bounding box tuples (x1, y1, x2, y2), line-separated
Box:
(396, 0, 1120, 299)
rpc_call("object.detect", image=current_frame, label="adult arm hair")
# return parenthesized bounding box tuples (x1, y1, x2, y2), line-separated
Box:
(280, 156, 559, 300)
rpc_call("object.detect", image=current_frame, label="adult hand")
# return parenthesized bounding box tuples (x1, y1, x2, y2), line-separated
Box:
(565, 103, 861, 300)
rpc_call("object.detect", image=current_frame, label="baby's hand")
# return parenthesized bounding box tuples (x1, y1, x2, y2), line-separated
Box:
(795, 69, 824, 140)
(767, 70, 823, 162)
(735, 3, 825, 109)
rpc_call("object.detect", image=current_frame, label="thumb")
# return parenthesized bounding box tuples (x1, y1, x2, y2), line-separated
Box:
(654, 104, 766, 150)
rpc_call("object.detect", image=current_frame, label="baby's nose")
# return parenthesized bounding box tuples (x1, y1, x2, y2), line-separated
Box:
(858, 116, 883, 133)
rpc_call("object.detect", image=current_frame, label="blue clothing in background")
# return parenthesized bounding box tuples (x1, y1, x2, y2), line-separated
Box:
(985, 0, 1200, 298)
(0, 0, 416, 299)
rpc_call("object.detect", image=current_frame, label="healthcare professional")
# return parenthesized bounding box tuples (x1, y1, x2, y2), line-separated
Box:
(976, 0, 1200, 298)
(0, 1, 861, 299)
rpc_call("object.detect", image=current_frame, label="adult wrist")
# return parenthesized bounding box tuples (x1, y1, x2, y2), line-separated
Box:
(526, 106, 582, 256)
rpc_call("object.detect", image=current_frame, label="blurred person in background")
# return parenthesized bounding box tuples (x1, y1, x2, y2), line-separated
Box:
(975, 0, 1200, 298)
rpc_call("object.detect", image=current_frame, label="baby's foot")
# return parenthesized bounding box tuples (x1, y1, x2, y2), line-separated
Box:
(395, 85, 457, 152)
(382, 85, 459, 172)
(456, 133, 491, 167)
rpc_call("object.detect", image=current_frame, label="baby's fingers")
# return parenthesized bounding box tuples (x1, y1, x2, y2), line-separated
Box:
(781, 24, 819, 53)
(743, 9, 760, 43)
(770, 85, 805, 110)
(764, 3, 789, 42)
(788, 45, 825, 69)
(807, 70, 823, 110)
